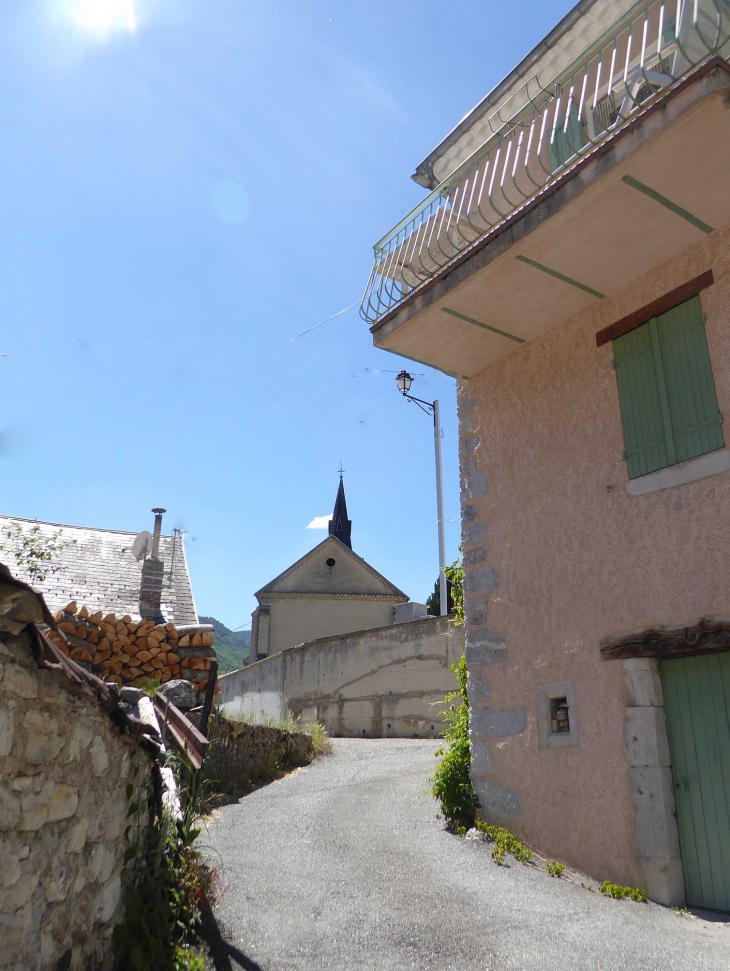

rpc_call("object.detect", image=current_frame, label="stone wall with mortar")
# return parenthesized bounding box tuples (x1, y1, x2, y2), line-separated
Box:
(219, 616, 464, 738)
(0, 628, 152, 970)
(193, 714, 314, 792)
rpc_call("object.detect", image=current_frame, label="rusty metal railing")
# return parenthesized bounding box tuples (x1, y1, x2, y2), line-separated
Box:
(360, 0, 730, 325)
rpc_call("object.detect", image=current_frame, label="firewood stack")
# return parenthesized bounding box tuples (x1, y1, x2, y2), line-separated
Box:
(45, 602, 218, 694)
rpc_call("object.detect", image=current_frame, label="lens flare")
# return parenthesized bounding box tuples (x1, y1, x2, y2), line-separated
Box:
(72, 0, 137, 36)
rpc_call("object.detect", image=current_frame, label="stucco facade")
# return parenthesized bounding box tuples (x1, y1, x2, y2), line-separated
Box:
(460, 226, 730, 900)
(250, 535, 408, 658)
(363, 0, 730, 906)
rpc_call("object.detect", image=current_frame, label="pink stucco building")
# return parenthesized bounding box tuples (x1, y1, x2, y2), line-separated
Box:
(363, 0, 730, 910)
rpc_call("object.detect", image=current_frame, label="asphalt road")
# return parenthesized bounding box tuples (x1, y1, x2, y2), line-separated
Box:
(202, 738, 730, 971)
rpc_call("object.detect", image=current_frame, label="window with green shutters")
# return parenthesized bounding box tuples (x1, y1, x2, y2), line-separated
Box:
(613, 295, 723, 479)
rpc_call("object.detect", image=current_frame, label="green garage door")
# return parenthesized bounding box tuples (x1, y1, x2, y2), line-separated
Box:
(661, 653, 730, 911)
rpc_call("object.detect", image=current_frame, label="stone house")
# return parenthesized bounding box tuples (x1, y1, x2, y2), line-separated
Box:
(361, 0, 730, 910)
(249, 476, 408, 659)
(0, 566, 160, 970)
(0, 508, 198, 626)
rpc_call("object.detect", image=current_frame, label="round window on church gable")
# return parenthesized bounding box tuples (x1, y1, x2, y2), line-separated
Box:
(326, 557, 336, 567)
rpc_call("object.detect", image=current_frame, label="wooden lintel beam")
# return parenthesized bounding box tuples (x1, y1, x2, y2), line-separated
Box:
(600, 616, 730, 661)
(595, 270, 714, 347)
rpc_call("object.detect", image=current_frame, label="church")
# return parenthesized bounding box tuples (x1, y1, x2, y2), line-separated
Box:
(249, 476, 408, 659)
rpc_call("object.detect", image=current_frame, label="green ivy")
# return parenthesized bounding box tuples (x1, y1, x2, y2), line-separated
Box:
(432, 652, 478, 831)
(474, 820, 533, 865)
(599, 880, 647, 902)
(445, 561, 464, 627)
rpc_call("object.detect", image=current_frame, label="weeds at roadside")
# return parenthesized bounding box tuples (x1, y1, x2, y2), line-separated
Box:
(599, 880, 647, 902)
(474, 819, 533, 865)
(672, 906, 691, 918)
(114, 752, 220, 970)
(546, 860, 565, 877)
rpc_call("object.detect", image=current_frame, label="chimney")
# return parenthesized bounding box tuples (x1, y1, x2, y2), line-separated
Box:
(140, 507, 166, 622)
(151, 507, 166, 560)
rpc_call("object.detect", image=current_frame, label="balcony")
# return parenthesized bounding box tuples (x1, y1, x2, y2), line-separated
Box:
(363, 0, 730, 377)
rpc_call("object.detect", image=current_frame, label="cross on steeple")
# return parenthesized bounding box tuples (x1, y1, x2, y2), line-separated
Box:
(328, 469, 352, 549)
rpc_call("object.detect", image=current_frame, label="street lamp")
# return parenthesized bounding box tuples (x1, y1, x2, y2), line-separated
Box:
(395, 370, 447, 617)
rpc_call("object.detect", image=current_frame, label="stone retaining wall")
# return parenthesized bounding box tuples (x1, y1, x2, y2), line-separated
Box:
(0, 628, 152, 970)
(195, 714, 314, 792)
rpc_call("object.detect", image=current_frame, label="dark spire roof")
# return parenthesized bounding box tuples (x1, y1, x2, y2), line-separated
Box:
(328, 473, 352, 549)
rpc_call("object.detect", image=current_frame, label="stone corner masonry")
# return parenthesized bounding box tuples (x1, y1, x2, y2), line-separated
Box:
(0, 628, 153, 970)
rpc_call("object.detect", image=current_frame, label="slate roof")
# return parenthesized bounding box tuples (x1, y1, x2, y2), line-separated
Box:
(0, 514, 198, 625)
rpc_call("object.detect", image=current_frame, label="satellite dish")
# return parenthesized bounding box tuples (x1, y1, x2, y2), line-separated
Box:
(132, 531, 153, 561)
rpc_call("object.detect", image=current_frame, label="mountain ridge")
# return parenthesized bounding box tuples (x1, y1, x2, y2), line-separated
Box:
(200, 614, 250, 674)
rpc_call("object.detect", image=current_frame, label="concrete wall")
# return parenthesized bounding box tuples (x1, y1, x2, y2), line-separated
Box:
(220, 616, 464, 738)
(263, 597, 398, 658)
(0, 628, 152, 970)
(460, 226, 730, 902)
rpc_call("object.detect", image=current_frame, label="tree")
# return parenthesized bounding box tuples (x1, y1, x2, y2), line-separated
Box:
(0, 523, 76, 587)
(425, 560, 463, 619)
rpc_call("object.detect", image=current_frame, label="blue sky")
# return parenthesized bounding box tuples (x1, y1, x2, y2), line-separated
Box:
(0, 0, 572, 629)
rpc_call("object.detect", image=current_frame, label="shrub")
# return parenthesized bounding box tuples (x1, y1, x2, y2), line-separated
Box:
(432, 653, 478, 830)
(546, 860, 564, 877)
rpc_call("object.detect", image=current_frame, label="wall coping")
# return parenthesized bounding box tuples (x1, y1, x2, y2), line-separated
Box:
(218, 614, 456, 680)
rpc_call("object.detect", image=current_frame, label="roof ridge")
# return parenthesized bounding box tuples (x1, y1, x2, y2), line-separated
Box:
(255, 535, 408, 600)
(0, 513, 176, 539)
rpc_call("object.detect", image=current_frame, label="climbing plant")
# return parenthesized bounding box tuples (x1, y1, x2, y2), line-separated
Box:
(432, 558, 476, 832)
(426, 559, 464, 620)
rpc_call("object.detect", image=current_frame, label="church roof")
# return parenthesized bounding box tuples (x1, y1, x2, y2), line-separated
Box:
(254, 535, 408, 602)
(328, 475, 352, 549)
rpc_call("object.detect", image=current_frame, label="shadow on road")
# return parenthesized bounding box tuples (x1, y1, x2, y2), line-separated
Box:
(201, 906, 265, 971)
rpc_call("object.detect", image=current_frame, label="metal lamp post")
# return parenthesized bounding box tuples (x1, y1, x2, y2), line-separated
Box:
(395, 370, 448, 617)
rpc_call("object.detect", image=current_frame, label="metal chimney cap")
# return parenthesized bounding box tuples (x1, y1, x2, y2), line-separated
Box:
(151, 507, 167, 514)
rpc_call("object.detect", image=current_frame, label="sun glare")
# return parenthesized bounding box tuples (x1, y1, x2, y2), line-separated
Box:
(72, 0, 137, 36)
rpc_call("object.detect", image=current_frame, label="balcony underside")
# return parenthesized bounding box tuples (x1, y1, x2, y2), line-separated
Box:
(373, 64, 730, 379)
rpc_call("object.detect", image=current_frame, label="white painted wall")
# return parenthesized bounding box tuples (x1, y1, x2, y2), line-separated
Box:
(219, 616, 464, 737)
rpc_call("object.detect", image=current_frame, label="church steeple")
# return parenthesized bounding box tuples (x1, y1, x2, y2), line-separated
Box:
(328, 471, 352, 549)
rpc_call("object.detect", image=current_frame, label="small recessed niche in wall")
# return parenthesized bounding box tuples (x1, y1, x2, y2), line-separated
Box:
(537, 682, 579, 748)
(550, 697, 570, 734)
(326, 557, 336, 567)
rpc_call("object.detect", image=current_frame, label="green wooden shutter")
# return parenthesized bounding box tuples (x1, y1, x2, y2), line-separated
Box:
(614, 324, 669, 478)
(656, 296, 724, 463)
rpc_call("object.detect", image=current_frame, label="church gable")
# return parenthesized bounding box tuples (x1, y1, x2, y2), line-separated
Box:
(257, 537, 406, 599)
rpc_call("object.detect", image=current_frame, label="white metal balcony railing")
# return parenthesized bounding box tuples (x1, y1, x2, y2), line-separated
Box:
(361, 0, 730, 325)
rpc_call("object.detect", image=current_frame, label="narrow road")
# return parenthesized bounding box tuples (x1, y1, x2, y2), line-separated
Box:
(202, 739, 729, 971)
